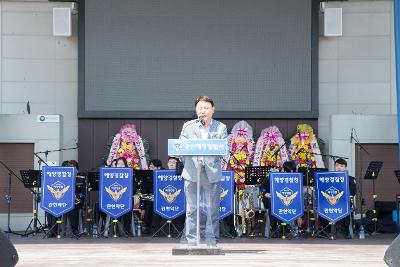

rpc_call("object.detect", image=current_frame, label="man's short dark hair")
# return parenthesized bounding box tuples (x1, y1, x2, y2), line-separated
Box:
(335, 158, 347, 167)
(168, 156, 179, 162)
(68, 160, 79, 170)
(195, 96, 214, 107)
(61, 160, 69, 167)
(283, 161, 296, 173)
(150, 159, 163, 168)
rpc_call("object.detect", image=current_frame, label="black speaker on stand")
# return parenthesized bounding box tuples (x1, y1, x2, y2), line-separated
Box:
(384, 234, 400, 267)
(0, 229, 19, 267)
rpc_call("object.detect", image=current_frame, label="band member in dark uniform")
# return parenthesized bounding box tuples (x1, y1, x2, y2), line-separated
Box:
(334, 158, 357, 239)
(45, 160, 70, 237)
(167, 156, 186, 232)
(318, 158, 356, 239)
(261, 161, 297, 237)
(141, 159, 163, 234)
(65, 160, 84, 236)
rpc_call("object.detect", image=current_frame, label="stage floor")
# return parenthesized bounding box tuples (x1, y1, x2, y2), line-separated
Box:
(10, 234, 395, 267)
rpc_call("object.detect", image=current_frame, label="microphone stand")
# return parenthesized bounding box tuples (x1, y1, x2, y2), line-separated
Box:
(0, 160, 31, 237)
(33, 152, 49, 168)
(272, 142, 287, 168)
(350, 130, 369, 239)
(35, 146, 79, 168)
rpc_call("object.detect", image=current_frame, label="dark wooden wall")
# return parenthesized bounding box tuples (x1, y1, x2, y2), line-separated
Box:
(355, 143, 400, 212)
(0, 143, 34, 213)
(78, 119, 318, 172)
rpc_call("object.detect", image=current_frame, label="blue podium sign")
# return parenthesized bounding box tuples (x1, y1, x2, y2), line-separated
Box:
(270, 172, 304, 223)
(316, 171, 350, 222)
(40, 166, 76, 217)
(201, 171, 234, 219)
(99, 167, 133, 219)
(168, 139, 228, 156)
(154, 170, 185, 219)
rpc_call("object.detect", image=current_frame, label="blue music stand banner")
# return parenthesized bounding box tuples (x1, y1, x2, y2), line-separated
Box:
(315, 171, 350, 223)
(99, 167, 133, 219)
(40, 166, 76, 217)
(201, 171, 234, 220)
(154, 170, 185, 220)
(168, 139, 228, 156)
(270, 172, 304, 224)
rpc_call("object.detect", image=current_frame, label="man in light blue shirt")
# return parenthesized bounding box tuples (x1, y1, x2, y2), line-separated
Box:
(179, 96, 227, 246)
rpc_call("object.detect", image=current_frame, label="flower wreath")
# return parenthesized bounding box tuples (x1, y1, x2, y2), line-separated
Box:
(222, 121, 255, 189)
(106, 124, 148, 169)
(288, 124, 324, 168)
(253, 126, 288, 170)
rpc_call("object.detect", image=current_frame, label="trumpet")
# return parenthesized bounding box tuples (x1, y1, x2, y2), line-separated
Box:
(140, 194, 154, 202)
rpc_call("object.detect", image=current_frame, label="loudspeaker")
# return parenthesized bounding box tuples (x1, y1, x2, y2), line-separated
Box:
(324, 8, 342, 37)
(0, 230, 19, 267)
(53, 7, 71, 36)
(384, 234, 400, 267)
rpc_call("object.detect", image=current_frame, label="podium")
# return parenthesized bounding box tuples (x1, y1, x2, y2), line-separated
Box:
(168, 138, 227, 255)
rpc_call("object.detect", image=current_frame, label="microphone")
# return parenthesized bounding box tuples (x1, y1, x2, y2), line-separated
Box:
(350, 128, 354, 143)
(196, 116, 205, 126)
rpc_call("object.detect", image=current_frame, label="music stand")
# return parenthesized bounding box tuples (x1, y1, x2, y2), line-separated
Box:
(298, 167, 328, 187)
(87, 171, 99, 191)
(297, 167, 328, 237)
(73, 173, 89, 239)
(20, 170, 46, 236)
(132, 170, 154, 236)
(364, 161, 383, 233)
(364, 161, 383, 180)
(134, 170, 153, 193)
(244, 166, 269, 185)
(21, 170, 41, 188)
(86, 171, 99, 237)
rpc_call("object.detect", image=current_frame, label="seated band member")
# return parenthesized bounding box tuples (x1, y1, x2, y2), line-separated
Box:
(334, 158, 357, 239)
(64, 160, 83, 236)
(167, 156, 185, 232)
(261, 161, 296, 236)
(141, 159, 163, 234)
(45, 160, 70, 237)
(167, 156, 179, 170)
(180, 96, 227, 246)
(103, 157, 130, 237)
(318, 158, 356, 239)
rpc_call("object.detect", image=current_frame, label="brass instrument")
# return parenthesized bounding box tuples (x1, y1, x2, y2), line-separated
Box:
(247, 187, 256, 237)
(140, 194, 154, 202)
(246, 187, 255, 219)
(241, 190, 247, 235)
(75, 196, 81, 205)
